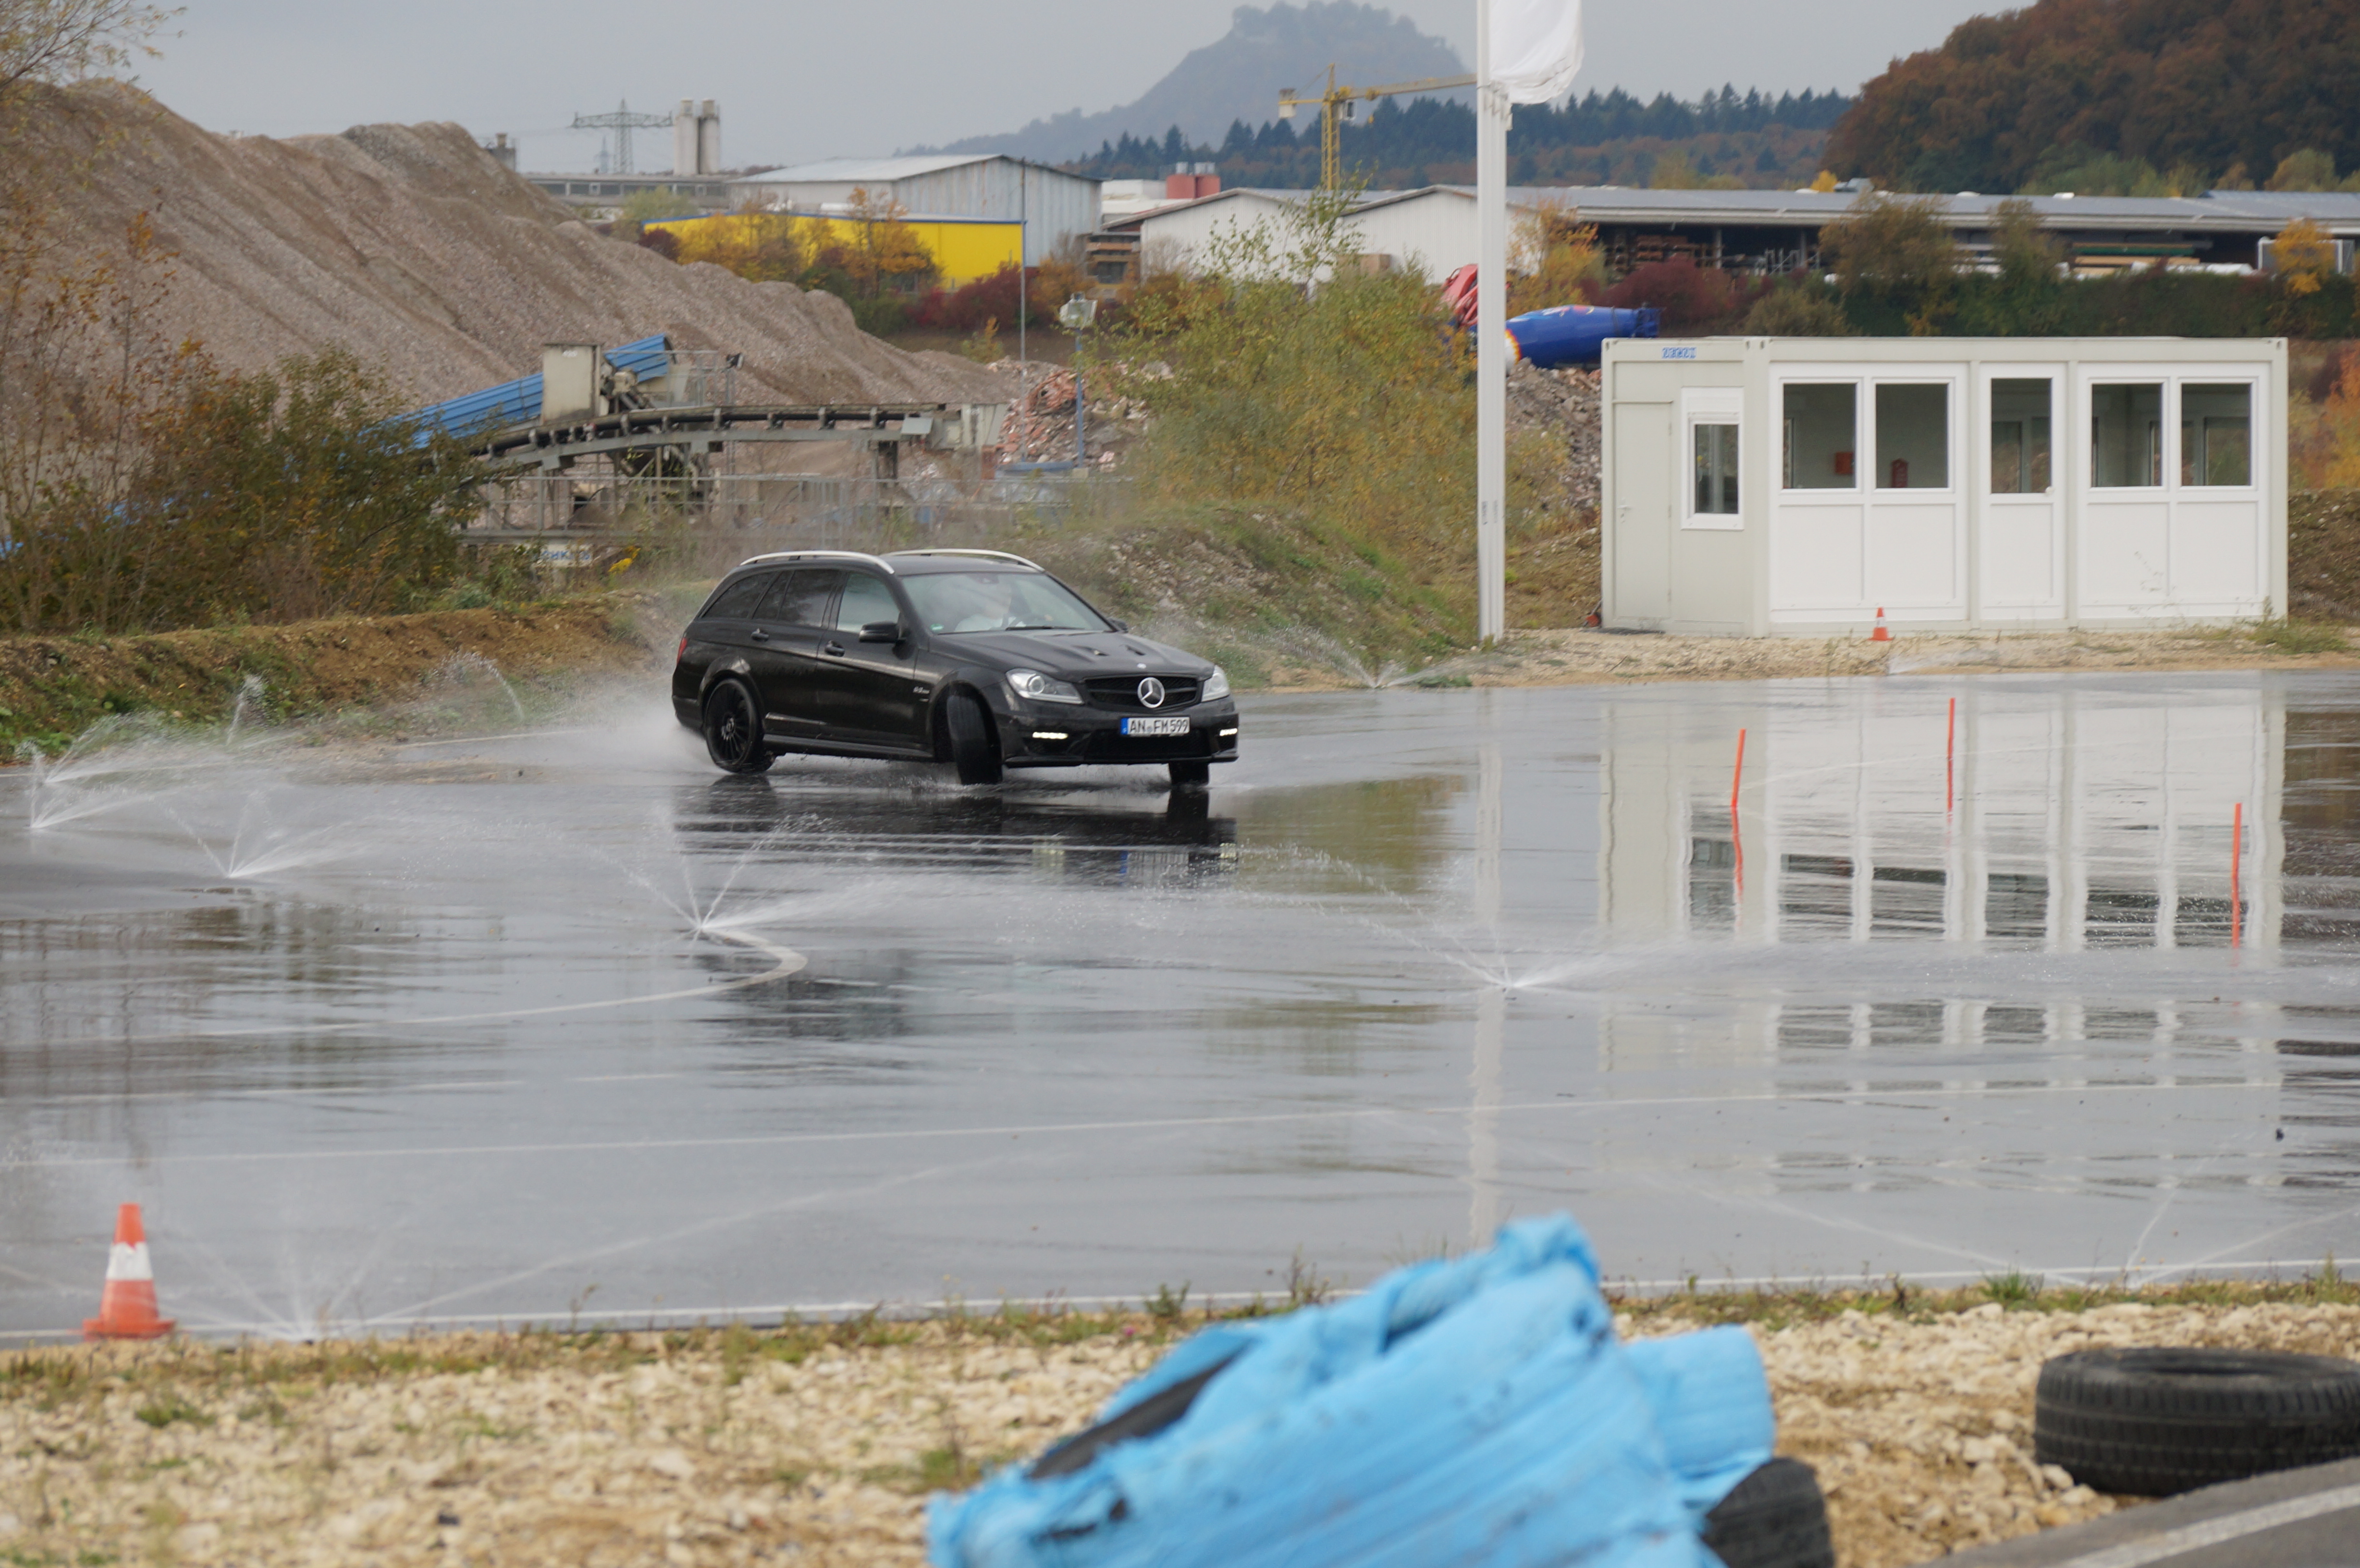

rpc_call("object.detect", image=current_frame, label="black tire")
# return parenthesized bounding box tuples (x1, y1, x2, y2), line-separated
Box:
(2034, 1348, 2360, 1496)
(945, 690, 1001, 786)
(1702, 1458, 1834, 1568)
(701, 679, 773, 775)
(1169, 760, 1211, 789)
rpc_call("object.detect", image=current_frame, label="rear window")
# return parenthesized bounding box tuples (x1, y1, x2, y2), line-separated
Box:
(702, 573, 771, 620)
(756, 568, 841, 626)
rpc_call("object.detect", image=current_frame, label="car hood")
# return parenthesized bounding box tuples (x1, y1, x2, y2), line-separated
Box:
(932, 628, 1216, 679)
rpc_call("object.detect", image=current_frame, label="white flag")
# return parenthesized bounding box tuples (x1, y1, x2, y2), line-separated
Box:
(1488, 0, 1584, 105)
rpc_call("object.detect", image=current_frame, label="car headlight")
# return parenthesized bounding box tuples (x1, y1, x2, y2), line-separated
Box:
(1202, 665, 1230, 702)
(1007, 669, 1082, 704)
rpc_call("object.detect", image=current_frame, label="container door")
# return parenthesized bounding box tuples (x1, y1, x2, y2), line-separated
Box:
(2077, 378, 2170, 616)
(1770, 379, 1866, 624)
(1864, 373, 1967, 620)
(1977, 368, 2063, 622)
(1610, 402, 1673, 628)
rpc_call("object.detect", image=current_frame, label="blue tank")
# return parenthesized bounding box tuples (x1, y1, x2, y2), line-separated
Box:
(1505, 305, 1661, 369)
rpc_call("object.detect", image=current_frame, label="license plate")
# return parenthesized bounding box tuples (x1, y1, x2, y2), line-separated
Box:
(1122, 716, 1191, 737)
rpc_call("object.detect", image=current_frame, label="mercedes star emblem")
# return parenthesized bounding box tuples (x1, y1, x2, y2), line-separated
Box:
(1138, 677, 1167, 709)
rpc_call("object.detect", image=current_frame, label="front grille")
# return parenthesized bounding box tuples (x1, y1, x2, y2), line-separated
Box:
(1083, 675, 1203, 711)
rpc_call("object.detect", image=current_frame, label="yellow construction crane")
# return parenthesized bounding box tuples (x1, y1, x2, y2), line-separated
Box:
(1279, 64, 1477, 191)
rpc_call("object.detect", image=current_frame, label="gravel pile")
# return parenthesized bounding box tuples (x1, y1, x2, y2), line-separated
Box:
(10, 1299, 2360, 1567)
(33, 83, 1002, 408)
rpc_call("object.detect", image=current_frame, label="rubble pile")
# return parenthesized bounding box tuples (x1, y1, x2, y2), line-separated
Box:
(986, 359, 1146, 467)
(1508, 362, 1603, 509)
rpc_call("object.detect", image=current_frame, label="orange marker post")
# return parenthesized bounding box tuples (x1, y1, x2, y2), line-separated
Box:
(1946, 697, 1956, 814)
(1870, 607, 1891, 643)
(2231, 802, 2244, 949)
(1730, 728, 1746, 895)
(83, 1203, 174, 1341)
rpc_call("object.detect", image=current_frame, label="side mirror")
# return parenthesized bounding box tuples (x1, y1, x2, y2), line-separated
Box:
(859, 620, 906, 644)
(1107, 618, 1129, 633)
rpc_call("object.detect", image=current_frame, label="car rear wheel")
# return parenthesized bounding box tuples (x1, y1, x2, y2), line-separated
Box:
(1169, 760, 1211, 789)
(945, 690, 1002, 785)
(701, 679, 773, 774)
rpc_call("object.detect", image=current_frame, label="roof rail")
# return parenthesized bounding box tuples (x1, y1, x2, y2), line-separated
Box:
(891, 548, 1045, 571)
(735, 549, 898, 574)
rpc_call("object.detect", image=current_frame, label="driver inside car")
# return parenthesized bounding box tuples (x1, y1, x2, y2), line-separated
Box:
(949, 574, 1015, 633)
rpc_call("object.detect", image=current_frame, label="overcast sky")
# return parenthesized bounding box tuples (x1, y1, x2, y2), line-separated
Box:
(130, 1, 1994, 173)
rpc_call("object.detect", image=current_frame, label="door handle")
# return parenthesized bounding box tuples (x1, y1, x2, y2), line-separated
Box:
(750, 627, 770, 642)
(822, 641, 847, 657)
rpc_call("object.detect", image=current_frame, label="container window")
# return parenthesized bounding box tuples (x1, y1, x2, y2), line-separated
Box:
(1875, 383, 1949, 489)
(1990, 379, 2052, 494)
(2091, 384, 2163, 487)
(1782, 383, 1856, 490)
(2180, 383, 2252, 487)
(1692, 423, 1739, 514)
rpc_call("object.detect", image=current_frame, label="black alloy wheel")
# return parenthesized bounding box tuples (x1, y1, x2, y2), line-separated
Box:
(945, 690, 1002, 786)
(701, 679, 773, 775)
(1168, 760, 1211, 789)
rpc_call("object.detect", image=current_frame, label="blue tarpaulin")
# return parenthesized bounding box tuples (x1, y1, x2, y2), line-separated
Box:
(929, 1214, 1774, 1568)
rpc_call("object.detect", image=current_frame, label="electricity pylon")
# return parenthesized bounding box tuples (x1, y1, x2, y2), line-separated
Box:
(1278, 64, 1476, 190)
(569, 99, 671, 175)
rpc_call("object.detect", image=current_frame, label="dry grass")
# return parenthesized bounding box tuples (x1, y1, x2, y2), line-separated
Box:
(10, 1276, 2360, 1567)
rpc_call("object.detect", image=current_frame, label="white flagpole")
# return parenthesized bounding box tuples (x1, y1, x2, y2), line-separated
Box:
(1476, 0, 1508, 645)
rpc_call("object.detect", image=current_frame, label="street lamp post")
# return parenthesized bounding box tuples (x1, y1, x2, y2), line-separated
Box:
(1057, 294, 1097, 466)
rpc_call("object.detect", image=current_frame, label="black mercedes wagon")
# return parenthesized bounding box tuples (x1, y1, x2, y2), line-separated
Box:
(671, 549, 1240, 786)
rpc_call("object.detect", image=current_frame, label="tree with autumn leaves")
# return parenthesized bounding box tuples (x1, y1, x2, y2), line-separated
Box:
(1827, 0, 2360, 195)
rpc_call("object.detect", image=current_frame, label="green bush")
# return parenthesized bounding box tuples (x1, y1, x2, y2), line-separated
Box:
(0, 349, 485, 634)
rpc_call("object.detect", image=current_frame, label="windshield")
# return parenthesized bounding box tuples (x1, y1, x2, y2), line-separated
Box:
(902, 570, 1108, 634)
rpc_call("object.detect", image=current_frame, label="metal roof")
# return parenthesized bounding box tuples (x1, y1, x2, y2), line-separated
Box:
(1457, 185, 2360, 234)
(1115, 183, 2360, 235)
(729, 154, 1091, 186)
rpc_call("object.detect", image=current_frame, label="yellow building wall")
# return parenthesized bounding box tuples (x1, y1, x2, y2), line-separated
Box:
(646, 213, 1022, 287)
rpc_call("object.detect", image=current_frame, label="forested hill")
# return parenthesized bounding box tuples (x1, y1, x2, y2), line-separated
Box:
(1067, 86, 1855, 191)
(1828, 0, 2360, 194)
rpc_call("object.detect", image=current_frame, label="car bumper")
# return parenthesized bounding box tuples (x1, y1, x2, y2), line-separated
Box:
(997, 703, 1240, 767)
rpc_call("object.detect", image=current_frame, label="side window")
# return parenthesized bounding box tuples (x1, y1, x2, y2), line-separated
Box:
(1682, 387, 1742, 527)
(1782, 383, 1856, 489)
(2181, 383, 2252, 487)
(757, 568, 841, 625)
(835, 573, 900, 632)
(703, 573, 771, 620)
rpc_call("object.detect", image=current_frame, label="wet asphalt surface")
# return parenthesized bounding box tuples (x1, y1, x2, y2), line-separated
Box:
(3, 671, 2358, 1339)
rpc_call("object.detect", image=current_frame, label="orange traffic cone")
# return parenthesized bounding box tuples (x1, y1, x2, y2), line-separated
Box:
(1869, 606, 1892, 642)
(83, 1203, 174, 1341)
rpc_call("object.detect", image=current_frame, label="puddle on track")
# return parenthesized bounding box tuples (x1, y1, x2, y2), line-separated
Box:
(2, 671, 2358, 1338)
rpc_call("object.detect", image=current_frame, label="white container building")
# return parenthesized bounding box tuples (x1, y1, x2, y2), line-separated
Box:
(1599, 336, 2288, 636)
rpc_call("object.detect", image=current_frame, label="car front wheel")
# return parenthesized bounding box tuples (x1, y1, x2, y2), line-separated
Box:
(702, 679, 773, 774)
(945, 690, 1002, 785)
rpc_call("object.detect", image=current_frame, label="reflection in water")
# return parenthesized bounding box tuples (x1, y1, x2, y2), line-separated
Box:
(2, 675, 2360, 1337)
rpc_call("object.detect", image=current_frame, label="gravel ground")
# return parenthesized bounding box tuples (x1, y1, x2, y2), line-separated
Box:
(11, 1296, 2360, 1567)
(1295, 623, 2360, 691)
